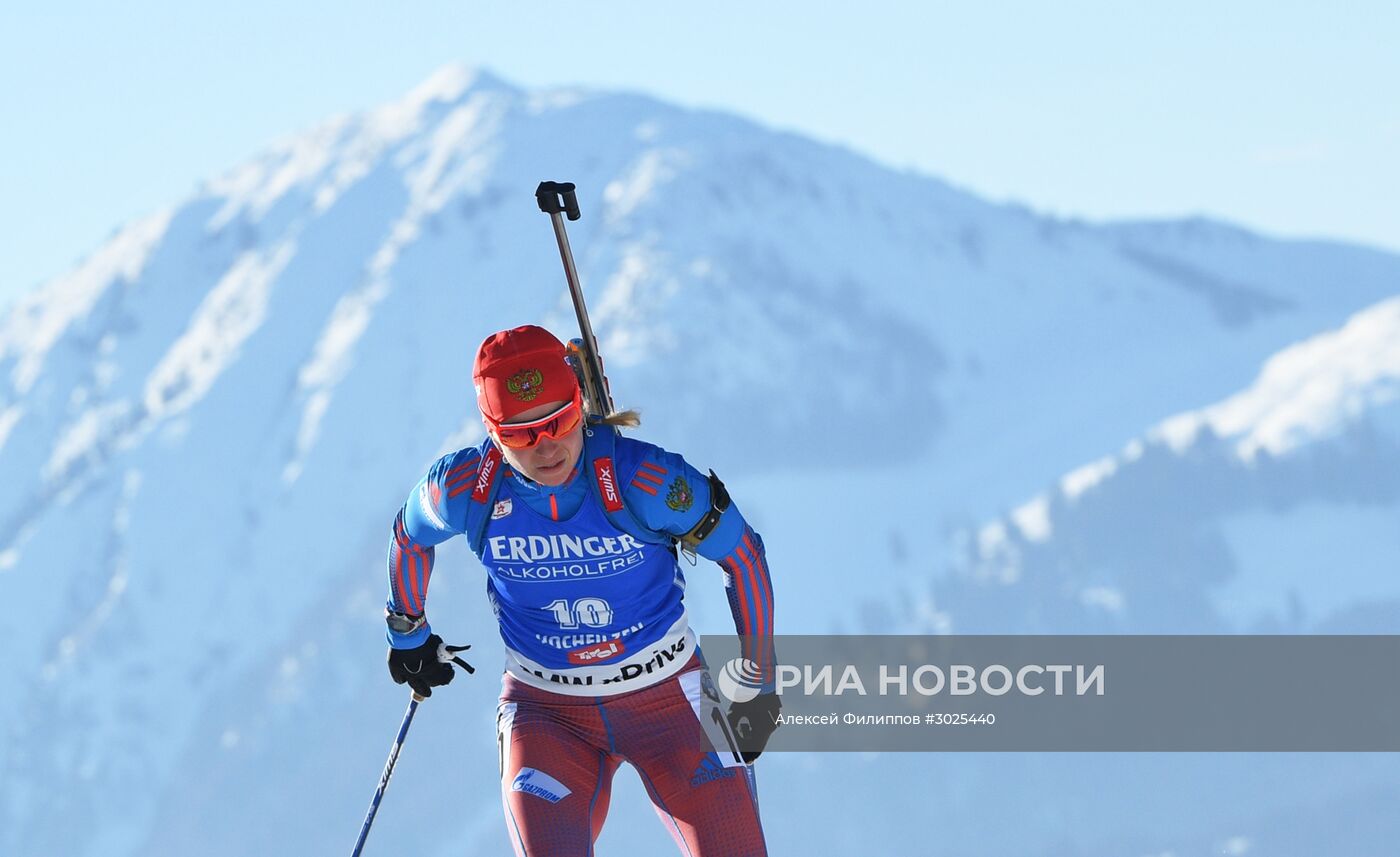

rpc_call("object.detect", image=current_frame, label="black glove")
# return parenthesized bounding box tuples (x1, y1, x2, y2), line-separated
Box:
(387, 634, 456, 698)
(727, 692, 782, 763)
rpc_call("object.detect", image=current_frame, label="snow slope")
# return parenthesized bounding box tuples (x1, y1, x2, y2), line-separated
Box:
(829, 294, 1400, 857)
(926, 293, 1400, 637)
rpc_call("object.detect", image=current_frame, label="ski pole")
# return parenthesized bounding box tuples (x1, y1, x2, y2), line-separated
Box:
(351, 642, 473, 857)
(535, 181, 615, 420)
(350, 694, 420, 857)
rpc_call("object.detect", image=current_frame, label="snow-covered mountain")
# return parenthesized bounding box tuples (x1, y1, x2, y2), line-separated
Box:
(921, 293, 1400, 637)
(810, 294, 1400, 857)
(2, 64, 1398, 855)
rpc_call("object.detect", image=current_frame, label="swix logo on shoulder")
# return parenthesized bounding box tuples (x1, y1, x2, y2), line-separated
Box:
(593, 457, 624, 512)
(567, 639, 626, 665)
(473, 449, 502, 502)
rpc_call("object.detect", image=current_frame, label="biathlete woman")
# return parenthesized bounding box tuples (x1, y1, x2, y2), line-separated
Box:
(381, 324, 779, 856)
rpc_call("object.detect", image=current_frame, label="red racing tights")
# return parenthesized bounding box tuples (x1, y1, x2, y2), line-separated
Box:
(496, 655, 768, 856)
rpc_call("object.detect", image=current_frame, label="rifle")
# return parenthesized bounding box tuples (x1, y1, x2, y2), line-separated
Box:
(535, 181, 615, 422)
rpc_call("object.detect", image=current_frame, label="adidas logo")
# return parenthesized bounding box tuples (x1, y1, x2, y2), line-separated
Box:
(689, 752, 737, 787)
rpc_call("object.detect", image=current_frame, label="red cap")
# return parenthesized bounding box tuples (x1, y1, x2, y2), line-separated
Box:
(472, 325, 579, 423)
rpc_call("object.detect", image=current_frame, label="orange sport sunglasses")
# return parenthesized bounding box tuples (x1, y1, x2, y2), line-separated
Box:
(488, 389, 585, 449)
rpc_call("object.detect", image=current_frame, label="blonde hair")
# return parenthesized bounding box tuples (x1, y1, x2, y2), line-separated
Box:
(592, 407, 642, 428)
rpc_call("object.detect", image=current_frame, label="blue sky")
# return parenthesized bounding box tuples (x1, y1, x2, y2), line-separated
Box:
(2, 2, 1397, 309)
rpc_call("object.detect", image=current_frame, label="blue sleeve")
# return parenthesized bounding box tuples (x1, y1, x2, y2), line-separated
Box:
(385, 448, 479, 648)
(619, 439, 776, 683)
(618, 439, 745, 559)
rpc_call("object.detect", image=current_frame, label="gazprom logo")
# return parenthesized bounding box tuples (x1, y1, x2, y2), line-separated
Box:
(511, 768, 572, 803)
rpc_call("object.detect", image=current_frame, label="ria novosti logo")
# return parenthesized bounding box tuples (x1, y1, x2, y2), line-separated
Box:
(716, 658, 765, 703)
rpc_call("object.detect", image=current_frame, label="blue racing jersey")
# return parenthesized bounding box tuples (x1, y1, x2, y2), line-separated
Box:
(385, 430, 775, 696)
